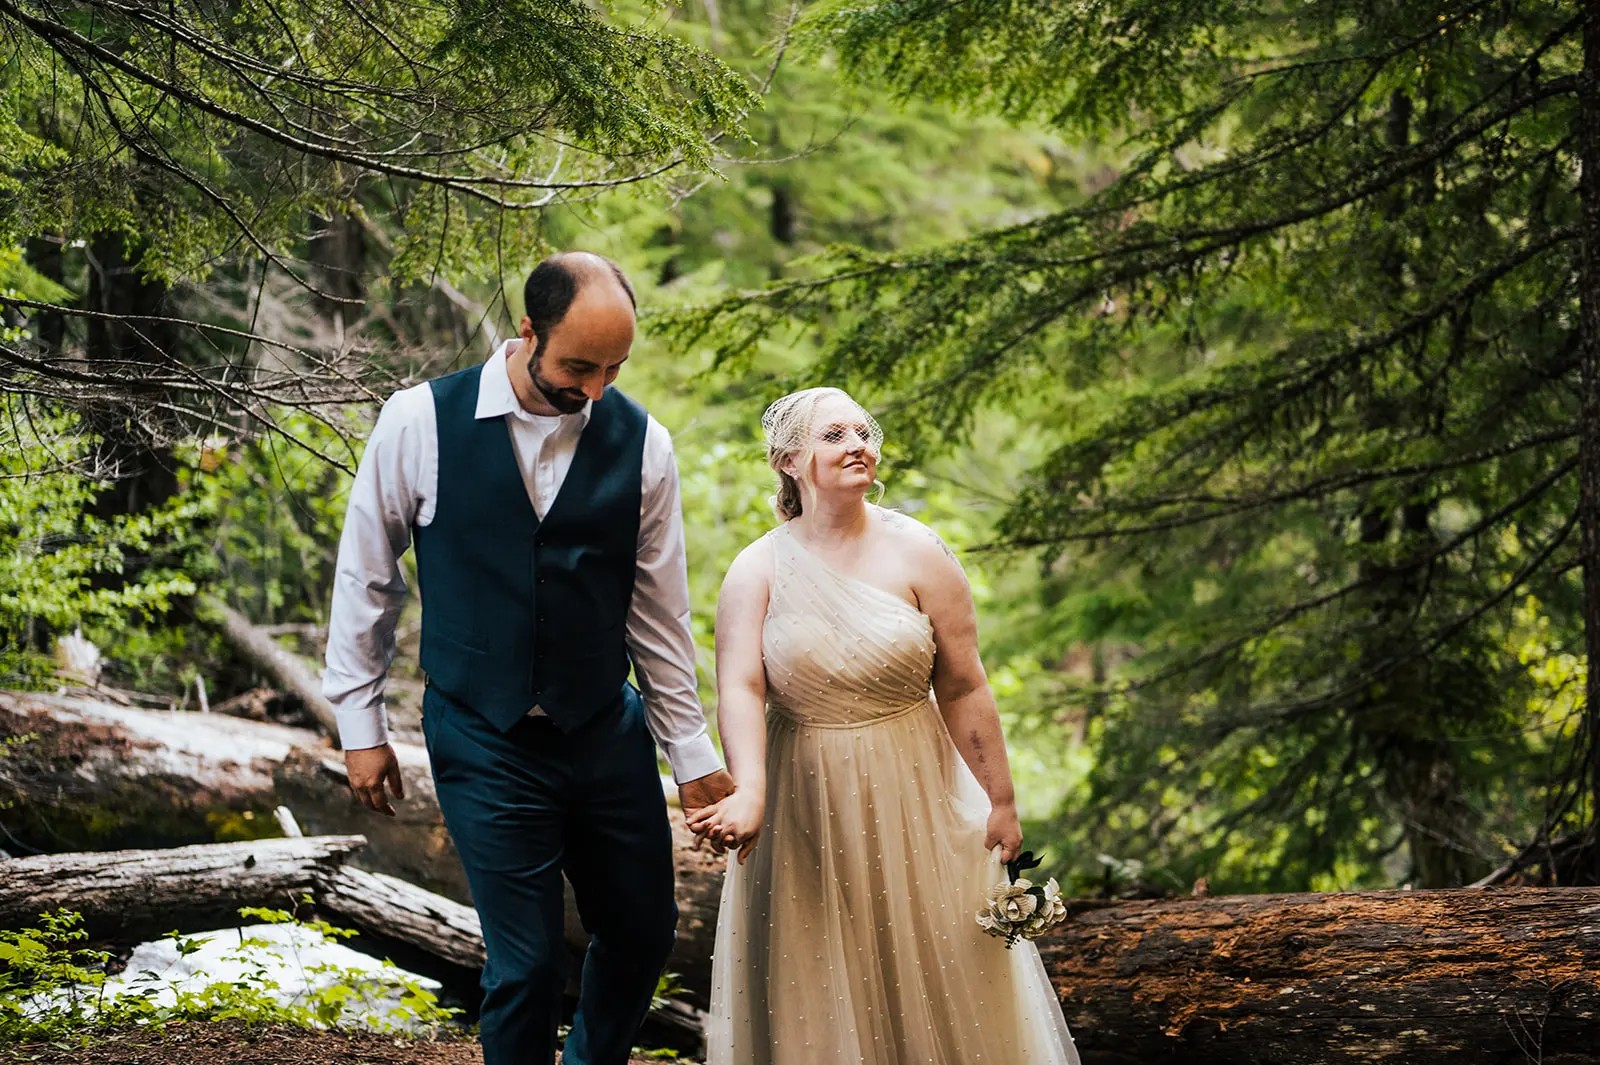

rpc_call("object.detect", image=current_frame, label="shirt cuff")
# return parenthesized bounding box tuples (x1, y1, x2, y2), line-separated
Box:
(335, 704, 391, 751)
(661, 733, 724, 785)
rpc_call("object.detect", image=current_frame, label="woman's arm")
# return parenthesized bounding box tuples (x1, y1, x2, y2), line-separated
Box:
(907, 522, 1022, 861)
(687, 538, 773, 862)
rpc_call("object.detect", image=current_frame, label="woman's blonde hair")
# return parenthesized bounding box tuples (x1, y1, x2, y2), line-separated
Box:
(761, 387, 883, 521)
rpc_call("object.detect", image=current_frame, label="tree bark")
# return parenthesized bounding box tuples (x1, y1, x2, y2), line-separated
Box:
(0, 691, 726, 1002)
(1041, 887, 1600, 1064)
(1574, 0, 1600, 887)
(0, 690, 320, 852)
(316, 864, 483, 970)
(83, 232, 180, 518)
(0, 835, 365, 942)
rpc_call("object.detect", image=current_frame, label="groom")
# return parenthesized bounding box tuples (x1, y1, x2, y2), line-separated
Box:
(322, 251, 734, 1065)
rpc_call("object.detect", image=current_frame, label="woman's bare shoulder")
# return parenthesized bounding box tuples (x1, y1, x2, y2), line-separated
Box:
(723, 527, 781, 589)
(872, 506, 961, 568)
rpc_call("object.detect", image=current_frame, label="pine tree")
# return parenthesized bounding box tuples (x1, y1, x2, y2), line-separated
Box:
(670, 1, 1599, 887)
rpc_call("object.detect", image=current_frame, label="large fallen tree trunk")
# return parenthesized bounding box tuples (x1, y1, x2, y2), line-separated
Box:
(0, 691, 725, 1003)
(0, 834, 479, 973)
(1041, 887, 1600, 1064)
(0, 690, 323, 852)
(0, 836, 367, 941)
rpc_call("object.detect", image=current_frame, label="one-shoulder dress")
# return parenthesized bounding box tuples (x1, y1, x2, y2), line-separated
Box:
(706, 522, 1080, 1064)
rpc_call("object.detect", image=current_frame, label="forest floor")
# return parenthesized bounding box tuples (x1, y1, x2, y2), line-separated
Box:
(0, 1021, 700, 1064)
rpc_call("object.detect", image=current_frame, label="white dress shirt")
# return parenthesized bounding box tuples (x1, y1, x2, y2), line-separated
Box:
(322, 341, 723, 784)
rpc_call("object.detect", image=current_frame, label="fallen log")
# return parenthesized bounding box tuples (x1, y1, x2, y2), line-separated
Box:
(10, 735, 1600, 1064)
(0, 836, 366, 942)
(0, 690, 322, 852)
(0, 835, 704, 1047)
(0, 691, 725, 1003)
(317, 865, 483, 971)
(196, 594, 340, 738)
(1041, 886, 1600, 1065)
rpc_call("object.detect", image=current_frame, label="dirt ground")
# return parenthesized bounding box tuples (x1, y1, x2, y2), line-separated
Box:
(0, 1021, 698, 1064)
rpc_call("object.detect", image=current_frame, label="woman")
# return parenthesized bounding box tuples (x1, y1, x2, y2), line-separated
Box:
(690, 387, 1079, 1064)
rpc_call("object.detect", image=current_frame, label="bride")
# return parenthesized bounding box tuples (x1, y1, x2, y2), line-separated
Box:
(689, 387, 1080, 1064)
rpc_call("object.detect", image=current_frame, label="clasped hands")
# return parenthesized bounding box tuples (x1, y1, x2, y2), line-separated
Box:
(679, 770, 762, 864)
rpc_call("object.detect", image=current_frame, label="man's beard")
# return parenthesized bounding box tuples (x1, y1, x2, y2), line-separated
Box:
(527, 344, 588, 414)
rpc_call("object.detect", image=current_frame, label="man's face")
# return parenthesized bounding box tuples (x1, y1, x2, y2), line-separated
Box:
(521, 285, 635, 414)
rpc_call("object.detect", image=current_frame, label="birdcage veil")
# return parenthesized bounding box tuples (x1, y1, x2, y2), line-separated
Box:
(761, 387, 884, 520)
(761, 387, 883, 457)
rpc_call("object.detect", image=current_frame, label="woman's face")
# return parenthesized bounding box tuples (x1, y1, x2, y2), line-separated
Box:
(788, 393, 878, 496)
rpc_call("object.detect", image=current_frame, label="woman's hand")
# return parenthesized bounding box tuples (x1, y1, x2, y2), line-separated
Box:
(687, 789, 765, 864)
(984, 802, 1023, 865)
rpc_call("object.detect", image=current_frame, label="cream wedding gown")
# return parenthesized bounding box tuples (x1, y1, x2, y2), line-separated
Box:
(706, 523, 1080, 1064)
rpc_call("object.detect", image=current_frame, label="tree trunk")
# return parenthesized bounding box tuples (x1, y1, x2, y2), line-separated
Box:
(21, 235, 65, 353)
(0, 835, 480, 977)
(0, 690, 319, 852)
(0, 836, 365, 942)
(1041, 887, 1600, 1064)
(197, 593, 341, 738)
(83, 232, 180, 518)
(0, 691, 726, 1003)
(317, 864, 483, 969)
(1351, 90, 1484, 888)
(1574, 0, 1600, 887)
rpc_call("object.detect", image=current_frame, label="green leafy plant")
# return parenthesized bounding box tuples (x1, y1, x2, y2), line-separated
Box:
(0, 905, 461, 1044)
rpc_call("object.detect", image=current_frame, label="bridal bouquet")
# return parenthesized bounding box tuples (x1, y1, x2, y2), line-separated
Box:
(976, 850, 1067, 948)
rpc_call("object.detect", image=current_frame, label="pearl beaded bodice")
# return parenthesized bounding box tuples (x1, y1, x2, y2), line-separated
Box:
(761, 522, 936, 729)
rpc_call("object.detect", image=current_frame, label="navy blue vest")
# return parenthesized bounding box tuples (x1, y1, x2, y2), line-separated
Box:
(413, 364, 648, 733)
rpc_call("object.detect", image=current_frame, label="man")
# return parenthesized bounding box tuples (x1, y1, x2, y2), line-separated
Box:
(323, 251, 735, 1065)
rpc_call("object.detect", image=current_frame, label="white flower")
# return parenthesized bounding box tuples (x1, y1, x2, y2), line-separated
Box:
(984, 880, 1039, 924)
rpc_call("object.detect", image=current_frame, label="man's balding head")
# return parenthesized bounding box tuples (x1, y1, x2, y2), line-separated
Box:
(512, 252, 638, 415)
(523, 252, 636, 342)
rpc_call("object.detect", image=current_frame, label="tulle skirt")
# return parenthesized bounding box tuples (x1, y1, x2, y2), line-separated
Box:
(705, 700, 1080, 1065)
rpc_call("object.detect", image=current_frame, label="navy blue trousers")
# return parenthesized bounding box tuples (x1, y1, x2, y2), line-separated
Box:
(422, 684, 677, 1065)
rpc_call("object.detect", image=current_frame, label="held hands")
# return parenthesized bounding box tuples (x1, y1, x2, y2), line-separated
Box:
(678, 769, 736, 852)
(984, 801, 1023, 865)
(679, 769, 761, 861)
(686, 789, 764, 864)
(344, 743, 405, 816)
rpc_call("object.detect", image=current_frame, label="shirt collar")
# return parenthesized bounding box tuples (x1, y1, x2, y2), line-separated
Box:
(475, 340, 593, 427)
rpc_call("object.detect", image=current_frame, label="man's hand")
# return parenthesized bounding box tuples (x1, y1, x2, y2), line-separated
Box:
(686, 790, 764, 865)
(345, 743, 405, 816)
(678, 769, 735, 850)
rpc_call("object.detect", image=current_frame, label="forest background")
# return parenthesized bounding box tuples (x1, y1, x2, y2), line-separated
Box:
(3, 0, 1598, 902)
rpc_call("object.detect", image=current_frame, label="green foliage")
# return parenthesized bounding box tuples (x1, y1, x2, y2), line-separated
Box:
(174, 411, 359, 626)
(0, 245, 70, 306)
(0, 906, 459, 1045)
(669, 0, 1592, 888)
(0, 402, 201, 685)
(0, 0, 756, 285)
